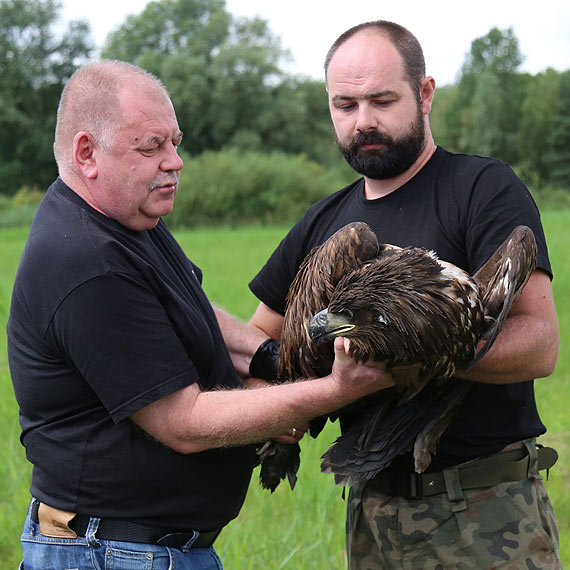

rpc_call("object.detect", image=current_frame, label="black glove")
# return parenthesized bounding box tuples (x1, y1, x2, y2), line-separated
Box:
(249, 338, 280, 382)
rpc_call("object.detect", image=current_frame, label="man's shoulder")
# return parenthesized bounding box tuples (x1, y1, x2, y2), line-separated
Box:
(16, 179, 150, 302)
(302, 177, 363, 221)
(434, 146, 513, 175)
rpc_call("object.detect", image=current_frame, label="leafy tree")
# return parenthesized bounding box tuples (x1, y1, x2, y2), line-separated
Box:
(102, 0, 229, 63)
(251, 77, 340, 166)
(0, 0, 93, 194)
(444, 27, 524, 161)
(544, 71, 570, 188)
(462, 26, 523, 76)
(469, 70, 505, 158)
(195, 16, 285, 151)
(517, 69, 561, 183)
(429, 84, 457, 149)
(101, 0, 342, 166)
(102, 0, 289, 156)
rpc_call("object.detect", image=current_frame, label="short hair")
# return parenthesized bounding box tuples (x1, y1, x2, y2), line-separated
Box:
(324, 21, 426, 95)
(53, 60, 168, 173)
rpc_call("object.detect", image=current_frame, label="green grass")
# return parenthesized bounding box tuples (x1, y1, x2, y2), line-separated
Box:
(533, 210, 570, 562)
(0, 215, 568, 568)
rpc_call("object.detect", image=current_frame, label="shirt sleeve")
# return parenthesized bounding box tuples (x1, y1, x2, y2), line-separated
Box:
(464, 160, 552, 279)
(49, 272, 200, 422)
(249, 222, 307, 315)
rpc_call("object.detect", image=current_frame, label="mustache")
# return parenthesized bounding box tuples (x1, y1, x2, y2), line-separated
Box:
(149, 173, 180, 191)
(348, 130, 394, 150)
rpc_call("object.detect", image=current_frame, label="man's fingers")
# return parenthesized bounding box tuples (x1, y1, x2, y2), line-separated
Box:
(333, 336, 351, 358)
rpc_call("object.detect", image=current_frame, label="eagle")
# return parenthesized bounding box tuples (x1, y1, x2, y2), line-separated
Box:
(257, 222, 537, 490)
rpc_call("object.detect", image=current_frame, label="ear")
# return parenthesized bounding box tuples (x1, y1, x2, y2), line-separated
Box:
(73, 131, 99, 179)
(419, 76, 436, 115)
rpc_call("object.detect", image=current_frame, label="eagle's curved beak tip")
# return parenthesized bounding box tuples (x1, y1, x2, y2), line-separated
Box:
(308, 308, 329, 342)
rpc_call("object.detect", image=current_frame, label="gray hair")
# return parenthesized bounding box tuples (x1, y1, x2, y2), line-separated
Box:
(53, 60, 168, 173)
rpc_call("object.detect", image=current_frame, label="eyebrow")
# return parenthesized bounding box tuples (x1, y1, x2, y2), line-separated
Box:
(145, 135, 166, 145)
(144, 131, 184, 145)
(332, 90, 399, 103)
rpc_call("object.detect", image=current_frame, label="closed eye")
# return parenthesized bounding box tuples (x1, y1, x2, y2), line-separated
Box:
(372, 99, 394, 108)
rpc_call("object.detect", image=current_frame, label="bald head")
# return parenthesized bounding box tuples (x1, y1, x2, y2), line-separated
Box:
(325, 20, 426, 95)
(54, 60, 170, 175)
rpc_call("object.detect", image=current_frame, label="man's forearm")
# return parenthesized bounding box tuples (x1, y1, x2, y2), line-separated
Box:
(456, 271, 559, 384)
(214, 306, 268, 377)
(456, 313, 558, 383)
(131, 338, 394, 454)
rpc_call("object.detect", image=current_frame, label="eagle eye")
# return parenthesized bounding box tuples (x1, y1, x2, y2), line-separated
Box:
(339, 308, 354, 320)
(377, 314, 388, 325)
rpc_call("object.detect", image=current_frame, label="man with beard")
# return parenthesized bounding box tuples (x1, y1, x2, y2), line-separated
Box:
(248, 21, 561, 569)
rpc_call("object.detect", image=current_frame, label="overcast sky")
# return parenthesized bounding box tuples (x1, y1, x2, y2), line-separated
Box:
(60, 0, 570, 86)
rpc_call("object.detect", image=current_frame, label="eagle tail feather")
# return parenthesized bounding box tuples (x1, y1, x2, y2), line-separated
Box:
(258, 441, 301, 493)
(321, 381, 455, 485)
(412, 380, 472, 472)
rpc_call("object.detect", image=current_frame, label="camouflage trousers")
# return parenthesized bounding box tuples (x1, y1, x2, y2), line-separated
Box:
(346, 444, 560, 569)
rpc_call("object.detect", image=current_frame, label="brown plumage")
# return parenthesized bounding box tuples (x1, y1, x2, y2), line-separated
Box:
(258, 222, 380, 491)
(258, 222, 537, 490)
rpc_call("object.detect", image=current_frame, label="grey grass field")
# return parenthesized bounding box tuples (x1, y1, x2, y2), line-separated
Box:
(0, 213, 568, 568)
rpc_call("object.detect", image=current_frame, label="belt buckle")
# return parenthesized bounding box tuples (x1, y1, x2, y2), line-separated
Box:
(157, 530, 197, 548)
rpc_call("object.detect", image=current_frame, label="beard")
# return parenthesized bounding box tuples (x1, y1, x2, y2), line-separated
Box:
(336, 106, 426, 180)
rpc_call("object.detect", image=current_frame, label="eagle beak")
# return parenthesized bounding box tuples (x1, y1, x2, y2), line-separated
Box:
(308, 308, 355, 344)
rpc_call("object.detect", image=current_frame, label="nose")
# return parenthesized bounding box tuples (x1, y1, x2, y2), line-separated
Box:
(355, 103, 378, 133)
(161, 144, 184, 172)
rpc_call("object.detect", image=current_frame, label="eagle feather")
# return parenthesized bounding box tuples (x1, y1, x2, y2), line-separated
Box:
(257, 222, 537, 490)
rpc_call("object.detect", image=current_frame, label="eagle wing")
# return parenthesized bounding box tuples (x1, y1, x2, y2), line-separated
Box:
(466, 225, 537, 371)
(258, 222, 380, 492)
(279, 221, 380, 380)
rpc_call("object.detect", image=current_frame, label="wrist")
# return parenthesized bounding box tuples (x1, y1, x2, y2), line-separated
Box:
(249, 338, 280, 381)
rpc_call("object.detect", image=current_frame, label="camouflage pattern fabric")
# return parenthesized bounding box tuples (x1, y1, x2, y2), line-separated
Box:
(346, 445, 560, 569)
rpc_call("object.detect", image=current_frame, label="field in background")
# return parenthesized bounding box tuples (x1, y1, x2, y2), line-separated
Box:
(0, 213, 567, 568)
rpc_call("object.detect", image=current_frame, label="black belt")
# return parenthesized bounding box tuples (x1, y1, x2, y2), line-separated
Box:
(367, 445, 558, 499)
(31, 501, 221, 549)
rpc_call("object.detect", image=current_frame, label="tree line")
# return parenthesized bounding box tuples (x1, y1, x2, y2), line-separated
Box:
(1, 0, 568, 210)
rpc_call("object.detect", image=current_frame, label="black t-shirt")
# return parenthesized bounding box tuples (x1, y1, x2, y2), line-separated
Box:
(8, 179, 257, 530)
(250, 147, 552, 468)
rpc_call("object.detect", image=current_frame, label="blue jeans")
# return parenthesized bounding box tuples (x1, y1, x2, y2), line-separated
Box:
(20, 500, 224, 569)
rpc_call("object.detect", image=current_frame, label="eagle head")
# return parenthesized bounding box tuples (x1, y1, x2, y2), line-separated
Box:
(307, 248, 483, 377)
(308, 295, 394, 366)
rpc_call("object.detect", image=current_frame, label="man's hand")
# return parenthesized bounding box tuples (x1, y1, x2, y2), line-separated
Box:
(330, 337, 395, 397)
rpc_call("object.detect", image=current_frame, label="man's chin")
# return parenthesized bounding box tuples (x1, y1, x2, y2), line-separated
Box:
(142, 200, 176, 224)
